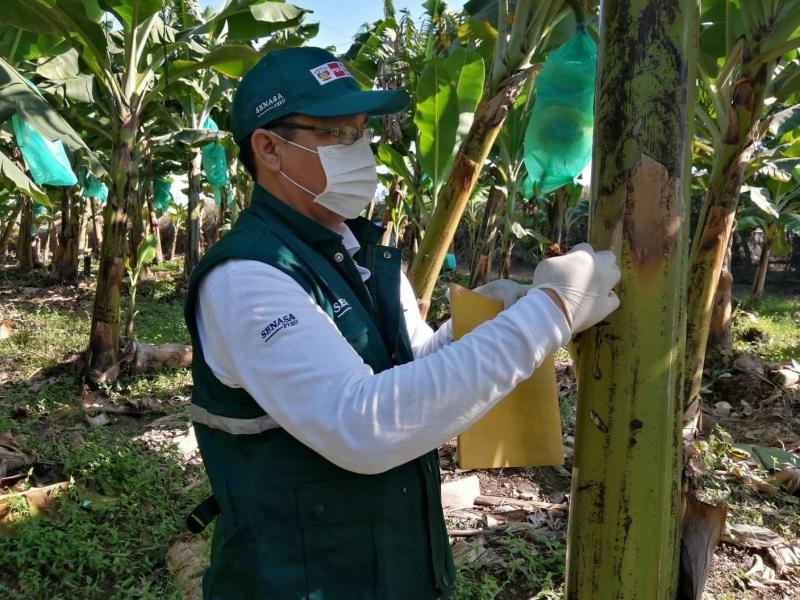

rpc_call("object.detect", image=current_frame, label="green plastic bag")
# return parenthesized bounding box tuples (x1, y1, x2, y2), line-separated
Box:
(523, 29, 597, 194)
(153, 178, 173, 212)
(201, 117, 229, 188)
(78, 166, 108, 204)
(443, 252, 457, 272)
(12, 114, 78, 187)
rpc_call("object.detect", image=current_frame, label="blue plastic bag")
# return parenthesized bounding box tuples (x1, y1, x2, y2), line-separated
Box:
(523, 29, 597, 194)
(12, 114, 78, 187)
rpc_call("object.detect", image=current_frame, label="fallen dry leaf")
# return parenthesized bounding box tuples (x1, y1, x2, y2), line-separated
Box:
(27, 375, 60, 392)
(721, 523, 781, 549)
(167, 535, 206, 600)
(774, 468, 800, 495)
(0, 481, 70, 523)
(0, 432, 36, 478)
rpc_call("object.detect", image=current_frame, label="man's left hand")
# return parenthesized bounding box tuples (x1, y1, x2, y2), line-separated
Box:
(472, 279, 532, 310)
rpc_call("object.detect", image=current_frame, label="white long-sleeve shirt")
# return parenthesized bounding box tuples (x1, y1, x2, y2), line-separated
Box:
(196, 226, 571, 475)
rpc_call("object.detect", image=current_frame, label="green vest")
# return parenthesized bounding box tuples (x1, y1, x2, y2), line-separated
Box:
(184, 186, 455, 599)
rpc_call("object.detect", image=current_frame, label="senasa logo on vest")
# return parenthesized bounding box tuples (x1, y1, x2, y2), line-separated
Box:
(332, 298, 351, 318)
(260, 313, 299, 343)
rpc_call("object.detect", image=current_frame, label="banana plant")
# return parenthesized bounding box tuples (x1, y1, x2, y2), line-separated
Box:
(683, 0, 800, 424)
(566, 0, 698, 595)
(486, 78, 536, 280)
(407, 0, 572, 316)
(0, 59, 98, 278)
(0, 56, 104, 195)
(165, 198, 186, 262)
(737, 179, 800, 306)
(350, 4, 483, 261)
(3, 0, 312, 379)
(124, 232, 157, 336)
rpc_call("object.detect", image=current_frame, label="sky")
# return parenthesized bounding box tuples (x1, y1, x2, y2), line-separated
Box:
(200, 0, 466, 53)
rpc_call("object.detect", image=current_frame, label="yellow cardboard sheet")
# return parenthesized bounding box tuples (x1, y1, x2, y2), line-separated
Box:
(450, 285, 564, 469)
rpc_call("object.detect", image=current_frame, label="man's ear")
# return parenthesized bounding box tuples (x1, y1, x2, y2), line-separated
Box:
(250, 129, 282, 174)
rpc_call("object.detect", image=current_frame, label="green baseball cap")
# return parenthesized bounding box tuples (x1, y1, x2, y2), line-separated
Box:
(231, 47, 409, 142)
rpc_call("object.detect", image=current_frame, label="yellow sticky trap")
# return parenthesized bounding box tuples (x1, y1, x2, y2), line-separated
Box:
(450, 284, 564, 468)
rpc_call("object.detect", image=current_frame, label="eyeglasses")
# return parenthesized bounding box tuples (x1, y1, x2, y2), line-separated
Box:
(267, 122, 372, 146)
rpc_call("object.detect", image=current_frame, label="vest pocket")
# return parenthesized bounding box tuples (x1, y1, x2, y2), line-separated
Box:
(294, 473, 423, 599)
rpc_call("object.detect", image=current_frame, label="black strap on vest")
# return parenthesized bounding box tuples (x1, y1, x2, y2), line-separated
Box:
(186, 495, 220, 533)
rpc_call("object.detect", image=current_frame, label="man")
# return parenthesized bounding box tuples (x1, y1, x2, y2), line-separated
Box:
(184, 47, 620, 599)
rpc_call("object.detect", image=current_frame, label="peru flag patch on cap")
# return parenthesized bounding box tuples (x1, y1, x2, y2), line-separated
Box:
(310, 61, 353, 85)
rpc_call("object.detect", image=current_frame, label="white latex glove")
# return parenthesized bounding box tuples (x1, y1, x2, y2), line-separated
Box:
(472, 279, 532, 309)
(531, 242, 621, 333)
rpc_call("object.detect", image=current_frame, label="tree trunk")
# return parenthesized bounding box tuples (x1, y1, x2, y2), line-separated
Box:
(169, 219, 179, 261)
(50, 188, 80, 282)
(750, 231, 771, 307)
(86, 113, 138, 379)
(129, 172, 145, 272)
(565, 0, 698, 597)
(183, 149, 203, 283)
(219, 186, 229, 238)
(683, 61, 770, 425)
(208, 203, 221, 246)
(17, 197, 34, 273)
(408, 72, 530, 316)
(733, 230, 752, 268)
(498, 230, 514, 279)
(140, 145, 161, 267)
(548, 186, 568, 247)
(0, 196, 23, 255)
(706, 241, 733, 360)
(468, 185, 505, 288)
(89, 197, 101, 258)
(145, 193, 163, 265)
(48, 218, 59, 261)
(380, 177, 402, 247)
(78, 195, 90, 278)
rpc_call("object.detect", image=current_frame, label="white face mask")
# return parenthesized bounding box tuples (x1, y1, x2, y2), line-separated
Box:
(273, 132, 377, 220)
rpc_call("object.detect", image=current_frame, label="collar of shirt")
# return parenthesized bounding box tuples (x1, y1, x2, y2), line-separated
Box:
(332, 223, 372, 282)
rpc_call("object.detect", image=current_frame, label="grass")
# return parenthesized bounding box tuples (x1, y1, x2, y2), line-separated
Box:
(0, 429, 210, 599)
(732, 292, 800, 362)
(451, 532, 565, 600)
(1, 305, 89, 378)
(0, 259, 210, 600)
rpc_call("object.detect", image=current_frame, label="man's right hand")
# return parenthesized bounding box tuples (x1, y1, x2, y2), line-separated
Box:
(531, 243, 621, 333)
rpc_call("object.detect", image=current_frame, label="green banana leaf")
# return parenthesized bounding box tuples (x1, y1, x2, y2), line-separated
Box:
(183, 0, 308, 42)
(98, 0, 162, 29)
(0, 56, 106, 177)
(0, 151, 50, 206)
(414, 48, 484, 194)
